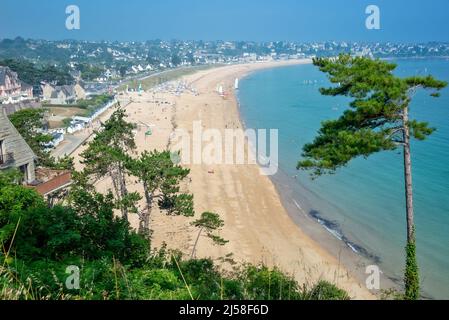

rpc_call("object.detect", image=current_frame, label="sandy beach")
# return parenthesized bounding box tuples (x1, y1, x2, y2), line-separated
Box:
(69, 60, 375, 299)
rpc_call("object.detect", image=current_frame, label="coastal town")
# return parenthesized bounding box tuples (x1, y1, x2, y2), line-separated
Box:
(2, 0, 449, 306)
(1, 35, 448, 302)
(2, 38, 448, 154)
(1, 38, 449, 218)
(2, 38, 449, 86)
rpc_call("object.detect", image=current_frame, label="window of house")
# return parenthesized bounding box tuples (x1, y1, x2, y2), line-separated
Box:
(0, 140, 4, 165)
(19, 164, 29, 183)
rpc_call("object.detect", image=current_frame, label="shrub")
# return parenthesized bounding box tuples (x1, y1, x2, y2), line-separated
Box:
(240, 265, 302, 300)
(305, 280, 350, 300)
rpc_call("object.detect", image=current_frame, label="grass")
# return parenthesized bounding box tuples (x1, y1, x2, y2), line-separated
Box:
(46, 107, 89, 129)
(45, 94, 116, 128)
(118, 64, 225, 92)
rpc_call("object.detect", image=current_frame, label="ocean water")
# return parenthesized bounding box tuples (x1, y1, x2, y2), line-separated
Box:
(238, 59, 449, 299)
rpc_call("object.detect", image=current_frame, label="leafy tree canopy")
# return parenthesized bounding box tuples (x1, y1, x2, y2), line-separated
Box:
(0, 58, 73, 87)
(8, 108, 54, 167)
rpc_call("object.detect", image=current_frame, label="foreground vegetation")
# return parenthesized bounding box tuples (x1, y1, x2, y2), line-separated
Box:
(0, 169, 348, 300)
(0, 107, 349, 300)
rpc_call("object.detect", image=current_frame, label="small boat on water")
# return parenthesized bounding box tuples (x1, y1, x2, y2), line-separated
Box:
(235, 78, 239, 90)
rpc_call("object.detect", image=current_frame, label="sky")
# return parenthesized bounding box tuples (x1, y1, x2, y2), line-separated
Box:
(1, 0, 448, 42)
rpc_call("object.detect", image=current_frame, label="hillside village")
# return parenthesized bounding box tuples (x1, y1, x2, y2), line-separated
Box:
(2, 38, 449, 85)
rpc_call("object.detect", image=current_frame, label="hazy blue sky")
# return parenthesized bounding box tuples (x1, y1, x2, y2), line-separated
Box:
(1, 0, 448, 42)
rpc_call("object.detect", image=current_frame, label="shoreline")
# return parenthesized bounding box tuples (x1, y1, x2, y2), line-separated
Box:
(173, 60, 376, 299)
(69, 59, 376, 299)
(234, 63, 401, 297)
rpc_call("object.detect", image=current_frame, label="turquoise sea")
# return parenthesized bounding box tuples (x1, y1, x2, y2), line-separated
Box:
(238, 59, 449, 299)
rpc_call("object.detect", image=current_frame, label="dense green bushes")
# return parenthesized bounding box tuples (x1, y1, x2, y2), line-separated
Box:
(76, 94, 115, 110)
(0, 58, 73, 87)
(4, 255, 350, 300)
(0, 176, 349, 300)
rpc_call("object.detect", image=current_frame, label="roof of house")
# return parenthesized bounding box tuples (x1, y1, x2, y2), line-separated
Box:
(51, 132, 63, 140)
(0, 107, 37, 162)
(75, 80, 86, 88)
(50, 85, 76, 98)
(0, 66, 18, 86)
(32, 170, 72, 196)
(1, 67, 33, 94)
(21, 81, 33, 91)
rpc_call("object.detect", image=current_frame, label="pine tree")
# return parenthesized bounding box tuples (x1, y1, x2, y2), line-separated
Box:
(298, 55, 447, 299)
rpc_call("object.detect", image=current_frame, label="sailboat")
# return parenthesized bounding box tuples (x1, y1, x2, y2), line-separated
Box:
(234, 78, 239, 90)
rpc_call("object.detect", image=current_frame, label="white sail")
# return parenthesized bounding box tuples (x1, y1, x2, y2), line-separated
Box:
(234, 78, 239, 90)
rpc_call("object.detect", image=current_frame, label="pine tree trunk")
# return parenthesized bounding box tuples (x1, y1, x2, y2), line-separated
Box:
(191, 228, 203, 259)
(402, 108, 415, 243)
(139, 183, 153, 237)
(402, 106, 419, 299)
(117, 164, 129, 221)
(110, 170, 120, 201)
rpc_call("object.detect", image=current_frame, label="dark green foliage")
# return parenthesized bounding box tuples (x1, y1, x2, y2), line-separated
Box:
(1, 173, 349, 301)
(304, 280, 350, 300)
(13, 201, 147, 265)
(131, 150, 193, 215)
(82, 108, 136, 171)
(146, 56, 161, 68)
(404, 239, 419, 300)
(8, 108, 54, 166)
(66, 173, 148, 265)
(52, 155, 75, 171)
(81, 107, 136, 178)
(128, 150, 194, 235)
(14, 205, 82, 260)
(171, 54, 182, 66)
(76, 63, 105, 81)
(172, 258, 232, 300)
(0, 170, 44, 245)
(0, 58, 73, 87)
(81, 107, 137, 219)
(8, 109, 76, 169)
(75, 94, 115, 110)
(0, 172, 148, 265)
(9, 258, 119, 300)
(239, 265, 302, 300)
(62, 117, 72, 128)
(191, 212, 228, 258)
